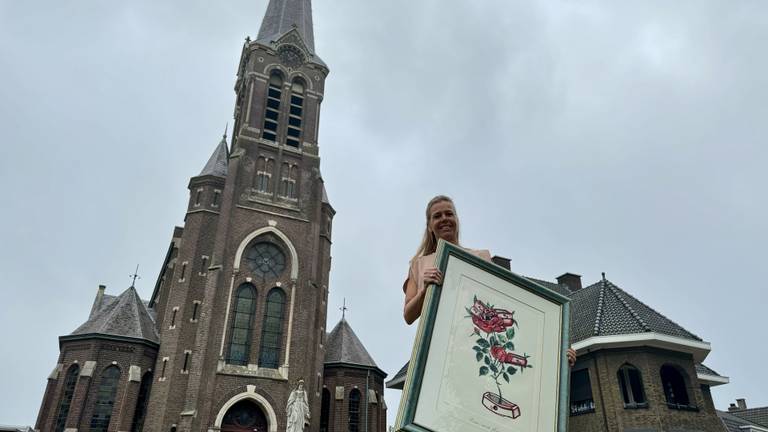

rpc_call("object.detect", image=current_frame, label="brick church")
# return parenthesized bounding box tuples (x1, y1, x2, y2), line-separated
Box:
(34, 1, 387, 431)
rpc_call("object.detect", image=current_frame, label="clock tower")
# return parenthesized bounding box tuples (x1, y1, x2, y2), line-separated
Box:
(144, 0, 334, 430)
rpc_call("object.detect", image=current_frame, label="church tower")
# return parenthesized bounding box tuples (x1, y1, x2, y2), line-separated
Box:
(144, 0, 333, 430)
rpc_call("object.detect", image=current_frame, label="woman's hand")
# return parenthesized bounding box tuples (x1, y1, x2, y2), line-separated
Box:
(567, 348, 577, 367)
(422, 267, 443, 286)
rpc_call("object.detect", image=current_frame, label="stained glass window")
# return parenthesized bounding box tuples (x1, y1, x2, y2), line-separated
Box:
(348, 389, 361, 432)
(245, 242, 286, 279)
(258, 288, 285, 368)
(89, 366, 121, 432)
(53, 364, 80, 432)
(130, 372, 152, 432)
(227, 284, 256, 365)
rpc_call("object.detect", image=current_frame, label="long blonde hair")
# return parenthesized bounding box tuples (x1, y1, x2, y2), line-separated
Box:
(414, 195, 460, 259)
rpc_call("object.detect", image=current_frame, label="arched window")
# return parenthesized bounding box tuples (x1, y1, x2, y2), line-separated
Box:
(130, 372, 153, 432)
(53, 364, 80, 432)
(279, 163, 298, 200)
(660, 364, 693, 410)
(286, 79, 304, 148)
(227, 284, 257, 365)
(258, 288, 286, 368)
(255, 157, 274, 194)
(90, 366, 121, 432)
(617, 364, 647, 408)
(262, 72, 283, 142)
(348, 389, 361, 432)
(320, 388, 331, 432)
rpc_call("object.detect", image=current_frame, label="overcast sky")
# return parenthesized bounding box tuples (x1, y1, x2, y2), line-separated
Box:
(1, 0, 766, 427)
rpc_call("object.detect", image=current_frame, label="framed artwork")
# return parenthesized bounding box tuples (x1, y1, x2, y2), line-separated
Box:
(395, 240, 571, 432)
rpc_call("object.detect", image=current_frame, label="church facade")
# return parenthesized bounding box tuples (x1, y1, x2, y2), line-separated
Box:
(34, 1, 386, 431)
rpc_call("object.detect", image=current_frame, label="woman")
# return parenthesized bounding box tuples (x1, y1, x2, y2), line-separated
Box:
(402, 195, 576, 366)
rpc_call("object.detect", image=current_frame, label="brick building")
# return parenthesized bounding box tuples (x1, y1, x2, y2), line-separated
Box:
(34, 1, 387, 431)
(389, 271, 731, 431)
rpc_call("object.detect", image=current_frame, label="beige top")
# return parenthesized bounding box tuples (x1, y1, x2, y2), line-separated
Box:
(403, 248, 492, 293)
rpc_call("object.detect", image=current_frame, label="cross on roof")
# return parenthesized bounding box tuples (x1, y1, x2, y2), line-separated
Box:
(129, 264, 141, 288)
(340, 298, 348, 319)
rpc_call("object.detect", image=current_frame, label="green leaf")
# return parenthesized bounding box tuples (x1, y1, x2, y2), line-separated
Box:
(489, 363, 498, 373)
(482, 347, 489, 354)
(506, 328, 515, 339)
(507, 366, 517, 375)
(473, 294, 477, 302)
(476, 352, 483, 362)
(484, 356, 491, 365)
(472, 346, 482, 352)
(489, 335, 497, 346)
(497, 334, 506, 343)
(503, 373, 510, 383)
(479, 366, 489, 376)
(477, 339, 489, 348)
(505, 342, 515, 351)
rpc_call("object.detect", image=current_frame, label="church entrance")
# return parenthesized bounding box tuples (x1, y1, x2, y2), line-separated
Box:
(221, 399, 269, 432)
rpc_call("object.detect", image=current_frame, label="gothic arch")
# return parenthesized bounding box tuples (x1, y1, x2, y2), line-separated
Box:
(214, 388, 278, 432)
(233, 226, 299, 279)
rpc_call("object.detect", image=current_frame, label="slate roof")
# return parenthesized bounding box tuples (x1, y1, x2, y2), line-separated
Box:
(718, 410, 768, 432)
(569, 279, 701, 344)
(324, 318, 378, 369)
(66, 286, 159, 345)
(257, 0, 316, 52)
(696, 363, 721, 377)
(728, 407, 768, 428)
(198, 135, 229, 178)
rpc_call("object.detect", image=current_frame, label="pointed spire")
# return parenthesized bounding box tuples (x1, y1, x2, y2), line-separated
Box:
(324, 318, 379, 368)
(198, 133, 229, 177)
(68, 286, 159, 344)
(257, 0, 316, 52)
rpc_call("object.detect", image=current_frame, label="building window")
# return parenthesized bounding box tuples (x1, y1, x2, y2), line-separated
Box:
(160, 358, 168, 381)
(212, 190, 220, 207)
(130, 372, 153, 432)
(190, 301, 200, 322)
(200, 256, 209, 274)
(53, 364, 80, 432)
(89, 366, 121, 432)
(169, 307, 178, 329)
(255, 157, 273, 193)
(258, 288, 286, 368)
(179, 262, 187, 281)
(320, 388, 330, 432)
(661, 364, 696, 410)
(348, 389, 361, 432)
(286, 80, 304, 148)
(262, 73, 283, 142)
(618, 364, 647, 408)
(194, 188, 203, 206)
(182, 351, 191, 373)
(227, 284, 257, 365)
(570, 368, 595, 415)
(279, 163, 298, 200)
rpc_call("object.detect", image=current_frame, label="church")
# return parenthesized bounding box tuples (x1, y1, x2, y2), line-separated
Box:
(34, 1, 386, 431)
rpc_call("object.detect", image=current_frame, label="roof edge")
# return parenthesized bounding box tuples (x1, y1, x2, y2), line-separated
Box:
(697, 372, 730, 386)
(572, 332, 711, 362)
(59, 333, 160, 349)
(324, 362, 387, 378)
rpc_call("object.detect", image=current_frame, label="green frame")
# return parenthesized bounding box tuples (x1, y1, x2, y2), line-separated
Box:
(395, 240, 571, 432)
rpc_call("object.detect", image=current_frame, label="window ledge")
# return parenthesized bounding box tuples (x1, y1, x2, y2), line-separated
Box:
(216, 360, 288, 381)
(623, 402, 649, 410)
(666, 403, 699, 411)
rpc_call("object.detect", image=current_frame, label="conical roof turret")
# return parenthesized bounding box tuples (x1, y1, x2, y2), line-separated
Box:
(257, 0, 316, 52)
(198, 134, 229, 178)
(324, 318, 378, 369)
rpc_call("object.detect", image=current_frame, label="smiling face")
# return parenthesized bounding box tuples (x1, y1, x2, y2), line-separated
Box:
(428, 200, 458, 244)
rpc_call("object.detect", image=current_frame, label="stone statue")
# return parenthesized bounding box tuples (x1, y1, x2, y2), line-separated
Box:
(286, 379, 310, 432)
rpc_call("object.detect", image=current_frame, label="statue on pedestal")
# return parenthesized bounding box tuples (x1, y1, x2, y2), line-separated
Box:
(286, 379, 310, 432)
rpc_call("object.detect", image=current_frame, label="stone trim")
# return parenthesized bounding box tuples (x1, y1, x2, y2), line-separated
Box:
(48, 363, 63, 380)
(213, 388, 278, 432)
(232, 226, 299, 279)
(128, 365, 141, 382)
(572, 332, 712, 362)
(80, 361, 97, 377)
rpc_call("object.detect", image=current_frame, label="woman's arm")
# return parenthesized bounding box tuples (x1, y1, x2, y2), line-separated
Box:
(403, 267, 443, 325)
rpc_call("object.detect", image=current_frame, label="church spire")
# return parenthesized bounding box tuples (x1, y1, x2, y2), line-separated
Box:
(256, 0, 316, 52)
(198, 133, 229, 177)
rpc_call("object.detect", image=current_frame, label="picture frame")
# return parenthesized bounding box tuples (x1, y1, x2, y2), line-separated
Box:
(395, 240, 571, 432)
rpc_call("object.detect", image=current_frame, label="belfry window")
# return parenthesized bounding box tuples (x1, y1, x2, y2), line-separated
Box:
(570, 368, 595, 415)
(130, 372, 152, 432)
(53, 364, 80, 432)
(286, 80, 304, 148)
(227, 284, 257, 365)
(262, 73, 283, 142)
(89, 366, 121, 432)
(320, 388, 331, 432)
(258, 288, 286, 368)
(661, 364, 695, 410)
(348, 389, 361, 432)
(618, 364, 647, 408)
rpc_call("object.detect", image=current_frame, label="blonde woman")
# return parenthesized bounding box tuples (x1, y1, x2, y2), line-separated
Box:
(402, 195, 576, 366)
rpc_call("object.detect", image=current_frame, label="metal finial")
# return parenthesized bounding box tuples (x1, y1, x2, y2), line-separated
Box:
(223, 122, 228, 139)
(340, 298, 348, 319)
(601, 272, 606, 281)
(130, 264, 141, 288)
